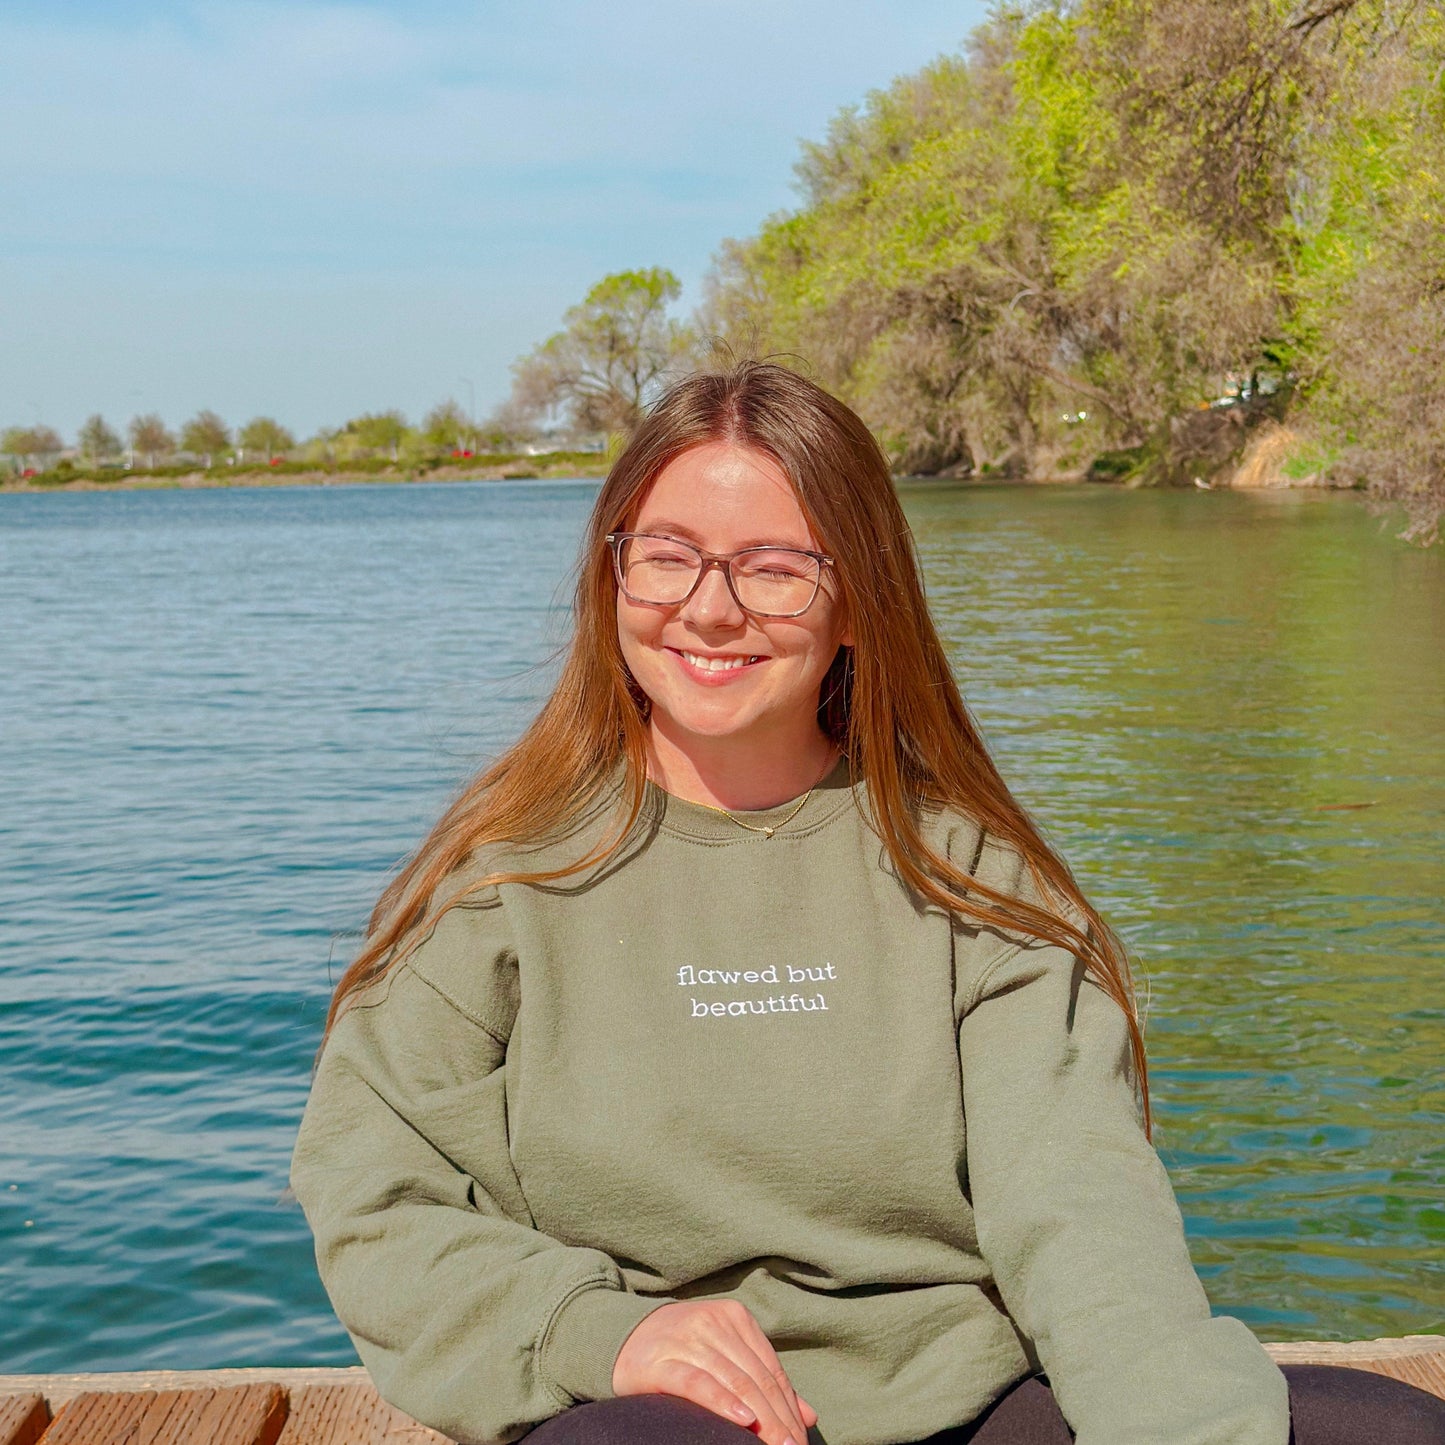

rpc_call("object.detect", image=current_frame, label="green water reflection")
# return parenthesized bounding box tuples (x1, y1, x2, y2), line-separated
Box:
(904, 483, 1445, 1341)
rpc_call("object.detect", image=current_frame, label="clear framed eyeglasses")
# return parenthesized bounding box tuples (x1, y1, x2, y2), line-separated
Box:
(606, 532, 834, 618)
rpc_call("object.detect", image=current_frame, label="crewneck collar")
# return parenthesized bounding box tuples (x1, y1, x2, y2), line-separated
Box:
(644, 754, 860, 844)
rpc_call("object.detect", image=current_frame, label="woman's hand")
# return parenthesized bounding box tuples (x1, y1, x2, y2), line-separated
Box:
(612, 1298, 818, 1444)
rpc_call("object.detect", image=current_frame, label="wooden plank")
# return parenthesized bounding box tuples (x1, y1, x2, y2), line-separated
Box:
(37, 1391, 163, 1445)
(0, 1371, 366, 1411)
(0, 1395, 49, 1445)
(1349, 1353, 1445, 1399)
(277, 1381, 451, 1445)
(185, 1384, 288, 1445)
(1264, 1333, 1445, 1364)
(1264, 1336, 1445, 1403)
(0, 1335, 1436, 1437)
(41, 1383, 287, 1445)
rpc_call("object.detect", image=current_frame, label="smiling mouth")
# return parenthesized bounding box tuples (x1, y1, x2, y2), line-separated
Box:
(674, 650, 763, 672)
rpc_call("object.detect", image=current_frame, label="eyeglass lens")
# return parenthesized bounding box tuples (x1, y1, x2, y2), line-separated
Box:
(615, 535, 821, 615)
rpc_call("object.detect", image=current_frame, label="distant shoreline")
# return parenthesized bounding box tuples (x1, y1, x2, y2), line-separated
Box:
(0, 455, 613, 494)
(1, 449, 1355, 498)
(6, 465, 1096, 496)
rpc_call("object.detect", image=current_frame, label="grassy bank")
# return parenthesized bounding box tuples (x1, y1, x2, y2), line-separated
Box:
(2, 438, 1359, 497)
(0, 451, 612, 493)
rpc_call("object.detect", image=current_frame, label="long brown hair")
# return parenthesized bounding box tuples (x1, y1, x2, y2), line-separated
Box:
(323, 360, 1150, 1132)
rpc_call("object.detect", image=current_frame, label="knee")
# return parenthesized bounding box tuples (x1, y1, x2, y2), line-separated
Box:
(1283, 1363, 1445, 1445)
(525, 1393, 760, 1444)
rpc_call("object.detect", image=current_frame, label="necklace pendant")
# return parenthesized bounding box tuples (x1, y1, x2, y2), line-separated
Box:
(761, 826, 775, 839)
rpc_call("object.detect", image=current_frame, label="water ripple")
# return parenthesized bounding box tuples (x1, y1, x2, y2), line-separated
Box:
(0, 480, 1440, 1367)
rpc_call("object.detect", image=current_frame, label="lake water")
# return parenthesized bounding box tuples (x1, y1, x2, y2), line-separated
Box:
(0, 479, 1440, 1370)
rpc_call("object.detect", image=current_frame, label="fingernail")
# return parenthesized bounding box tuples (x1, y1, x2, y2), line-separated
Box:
(729, 1403, 754, 1423)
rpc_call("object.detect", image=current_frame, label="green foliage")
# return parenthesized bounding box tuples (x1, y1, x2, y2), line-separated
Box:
(181, 409, 231, 464)
(78, 414, 121, 464)
(2, 423, 65, 467)
(509, 267, 698, 439)
(1281, 0, 1445, 540)
(1087, 446, 1148, 482)
(238, 416, 296, 459)
(703, 0, 1445, 539)
(422, 399, 473, 451)
(1279, 435, 1342, 482)
(341, 410, 407, 459)
(128, 412, 175, 468)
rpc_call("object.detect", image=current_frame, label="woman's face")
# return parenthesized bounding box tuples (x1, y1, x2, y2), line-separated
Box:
(615, 441, 851, 761)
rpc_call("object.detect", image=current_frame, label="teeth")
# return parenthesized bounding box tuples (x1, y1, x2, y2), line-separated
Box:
(682, 652, 759, 672)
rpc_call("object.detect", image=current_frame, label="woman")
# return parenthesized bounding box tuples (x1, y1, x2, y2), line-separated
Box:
(291, 362, 1445, 1445)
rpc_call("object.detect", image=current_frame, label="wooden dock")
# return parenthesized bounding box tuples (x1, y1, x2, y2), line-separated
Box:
(1, 1338, 1441, 1444)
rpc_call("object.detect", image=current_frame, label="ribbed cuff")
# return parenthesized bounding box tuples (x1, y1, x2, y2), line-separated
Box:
(538, 1284, 674, 1403)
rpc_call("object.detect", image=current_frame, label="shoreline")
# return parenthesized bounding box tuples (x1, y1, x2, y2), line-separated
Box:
(0, 457, 612, 494)
(0, 453, 1355, 497)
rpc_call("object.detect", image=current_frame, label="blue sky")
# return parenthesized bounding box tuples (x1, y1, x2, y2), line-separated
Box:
(1, 0, 993, 439)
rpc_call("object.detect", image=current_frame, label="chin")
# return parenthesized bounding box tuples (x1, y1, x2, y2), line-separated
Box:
(660, 705, 760, 741)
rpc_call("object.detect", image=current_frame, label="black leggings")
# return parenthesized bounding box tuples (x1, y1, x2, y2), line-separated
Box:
(524, 1365, 1445, 1444)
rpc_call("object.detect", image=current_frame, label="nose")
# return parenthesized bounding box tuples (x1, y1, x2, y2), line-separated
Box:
(681, 559, 745, 628)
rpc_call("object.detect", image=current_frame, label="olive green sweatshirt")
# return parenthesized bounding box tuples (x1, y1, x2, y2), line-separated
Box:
(290, 764, 1288, 1445)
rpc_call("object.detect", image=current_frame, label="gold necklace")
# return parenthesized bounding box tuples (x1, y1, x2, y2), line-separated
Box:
(694, 752, 837, 839)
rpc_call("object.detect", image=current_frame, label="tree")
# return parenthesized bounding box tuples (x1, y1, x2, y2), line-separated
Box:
(180, 410, 231, 468)
(699, 0, 1445, 538)
(78, 415, 121, 466)
(344, 410, 408, 460)
(300, 427, 343, 466)
(477, 397, 539, 451)
(1, 424, 64, 471)
(704, 12, 1301, 477)
(128, 413, 175, 469)
(237, 416, 295, 462)
(1283, 0, 1445, 541)
(508, 268, 697, 438)
(422, 399, 472, 453)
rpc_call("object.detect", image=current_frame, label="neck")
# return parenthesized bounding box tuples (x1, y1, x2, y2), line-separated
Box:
(645, 722, 837, 812)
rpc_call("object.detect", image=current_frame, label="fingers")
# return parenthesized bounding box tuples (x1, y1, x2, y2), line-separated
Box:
(610, 1299, 813, 1444)
(698, 1340, 808, 1445)
(653, 1354, 799, 1445)
(718, 1308, 811, 1442)
(659, 1359, 771, 1435)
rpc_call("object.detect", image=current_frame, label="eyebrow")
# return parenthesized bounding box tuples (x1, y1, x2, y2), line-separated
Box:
(635, 520, 817, 551)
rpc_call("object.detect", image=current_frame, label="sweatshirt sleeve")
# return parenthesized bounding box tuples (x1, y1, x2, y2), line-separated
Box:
(956, 909, 1289, 1444)
(290, 890, 673, 1445)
